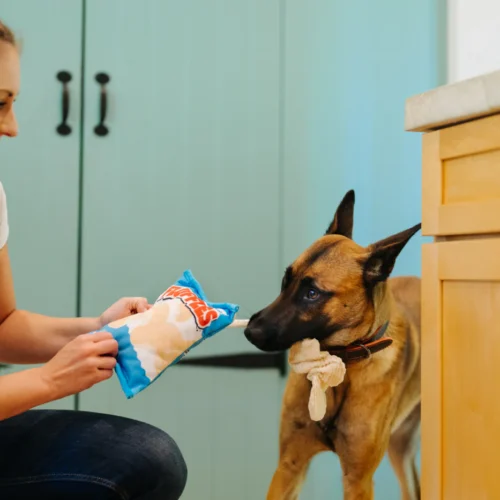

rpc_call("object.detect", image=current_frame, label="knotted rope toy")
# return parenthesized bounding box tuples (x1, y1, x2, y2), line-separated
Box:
(288, 339, 346, 421)
(230, 321, 346, 422)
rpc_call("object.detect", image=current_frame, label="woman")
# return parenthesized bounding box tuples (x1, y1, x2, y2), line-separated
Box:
(0, 21, 187, 500)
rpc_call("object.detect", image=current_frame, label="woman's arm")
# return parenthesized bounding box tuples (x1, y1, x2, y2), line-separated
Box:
(0, 246, 100, 363)
(0, 331, 119, 421)
(0, 310, 102, 364)
(0, 367, 55, 420)
(0, 245, 151, 364)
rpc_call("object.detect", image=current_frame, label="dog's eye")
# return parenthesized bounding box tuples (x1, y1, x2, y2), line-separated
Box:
(304, 288, 320, 301)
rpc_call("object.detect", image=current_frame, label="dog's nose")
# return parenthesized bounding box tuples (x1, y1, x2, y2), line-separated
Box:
(244, 325, 265, 343)
(244, 323, 278, 352)
(248, 310, 262, 323)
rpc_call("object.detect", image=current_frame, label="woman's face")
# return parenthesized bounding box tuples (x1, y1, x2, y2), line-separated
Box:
(0, 41, 20, 138)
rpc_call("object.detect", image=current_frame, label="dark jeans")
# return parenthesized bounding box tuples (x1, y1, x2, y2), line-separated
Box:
(0, 409, 187, 500)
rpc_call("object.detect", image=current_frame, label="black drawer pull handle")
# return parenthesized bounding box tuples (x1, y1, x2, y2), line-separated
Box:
(56, 71, 72, 136)
(94, 72, 110, 136)
(177, 351, 287, 377)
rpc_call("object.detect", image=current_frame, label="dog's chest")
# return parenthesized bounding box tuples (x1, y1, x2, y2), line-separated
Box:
(315, 383, 349, 449)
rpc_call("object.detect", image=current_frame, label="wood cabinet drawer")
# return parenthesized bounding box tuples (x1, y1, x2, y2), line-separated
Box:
(422, 114, 500, 236)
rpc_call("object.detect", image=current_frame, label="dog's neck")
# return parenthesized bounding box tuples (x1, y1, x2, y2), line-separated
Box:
(323, 282, 395, 364)
(368, 282, 393, 336)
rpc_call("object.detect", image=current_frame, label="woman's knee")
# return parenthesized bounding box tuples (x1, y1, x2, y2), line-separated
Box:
(0, 410, 187, 500)
(90, 413, 188, 500)
(148, 429, 188, 499)
(128, 424, 188, 500)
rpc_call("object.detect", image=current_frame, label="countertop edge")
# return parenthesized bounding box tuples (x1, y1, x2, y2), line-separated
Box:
(404, 69, 500, 133)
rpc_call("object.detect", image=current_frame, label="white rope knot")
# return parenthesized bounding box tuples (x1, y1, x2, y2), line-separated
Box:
(289, 338, 346, 421)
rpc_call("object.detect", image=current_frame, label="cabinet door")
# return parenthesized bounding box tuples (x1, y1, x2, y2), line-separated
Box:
(0, 1, 83, 410)
(80, 1, 282, 499)
(422, 238, 500, 499)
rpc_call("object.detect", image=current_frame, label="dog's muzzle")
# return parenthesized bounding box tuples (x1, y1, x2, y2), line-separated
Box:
(244, 312, 281, 352)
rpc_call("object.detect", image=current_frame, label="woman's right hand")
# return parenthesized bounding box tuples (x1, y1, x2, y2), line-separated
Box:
(39, 331, 118, 400)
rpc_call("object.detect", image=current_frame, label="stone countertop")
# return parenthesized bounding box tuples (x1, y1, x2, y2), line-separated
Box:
(405, 69, 500, 132)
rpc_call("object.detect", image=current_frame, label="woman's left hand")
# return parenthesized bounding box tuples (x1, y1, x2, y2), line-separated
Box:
(99, 297, 152, 328)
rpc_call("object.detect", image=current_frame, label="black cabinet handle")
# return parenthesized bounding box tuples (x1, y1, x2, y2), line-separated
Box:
(56, 71, 72, 136)
(94, 72, 110, 136)
(177, 351, 287, 377)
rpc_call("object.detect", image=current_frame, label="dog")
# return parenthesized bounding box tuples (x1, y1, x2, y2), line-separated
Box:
(244, 190, 421, 500)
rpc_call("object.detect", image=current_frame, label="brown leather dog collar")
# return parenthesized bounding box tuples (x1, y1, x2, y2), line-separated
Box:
(325, 322, 392, 364)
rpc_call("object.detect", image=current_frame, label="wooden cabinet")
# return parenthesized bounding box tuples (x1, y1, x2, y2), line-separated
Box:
(411, 75, 500, 499)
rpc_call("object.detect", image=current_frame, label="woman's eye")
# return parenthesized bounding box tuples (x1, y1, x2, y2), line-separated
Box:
(305, 288, 320, 301)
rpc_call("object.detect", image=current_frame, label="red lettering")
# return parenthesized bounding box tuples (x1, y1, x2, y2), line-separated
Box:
(157, 285, 220, 329)
(203, 309, 219, 325)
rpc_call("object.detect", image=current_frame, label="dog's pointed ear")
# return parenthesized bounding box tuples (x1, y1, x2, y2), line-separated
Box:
(363, 223, 421, 285)
(325, 189, 355, 238)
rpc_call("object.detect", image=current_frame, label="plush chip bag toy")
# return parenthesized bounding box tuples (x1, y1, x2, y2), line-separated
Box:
(97, 270, 240, 398)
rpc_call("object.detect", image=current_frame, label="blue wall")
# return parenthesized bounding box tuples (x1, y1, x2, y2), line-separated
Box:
(283, 0, 445, 267)
(280, 0, 445, 497)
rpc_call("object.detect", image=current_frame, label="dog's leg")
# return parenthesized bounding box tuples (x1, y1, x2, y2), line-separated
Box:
(412, 462, 420, 500)
(335, 398, 395, 500)
(267, 373, 330, 500)
(388, 403, 421, 500)
(266, 426, 328, 500)
(336, 437, 388, 500)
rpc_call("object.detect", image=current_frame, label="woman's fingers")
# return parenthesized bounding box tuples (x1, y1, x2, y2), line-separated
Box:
(97, 356, 117, 370)
(95, 338, 119, 357)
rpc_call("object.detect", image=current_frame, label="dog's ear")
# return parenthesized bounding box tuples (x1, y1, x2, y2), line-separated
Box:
(325, 189, 355, 238)
(363, 223, 421, 285)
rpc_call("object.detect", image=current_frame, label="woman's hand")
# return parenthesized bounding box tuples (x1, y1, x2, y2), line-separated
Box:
(38, 331, 119, 400)
(98, 297, 152, 328)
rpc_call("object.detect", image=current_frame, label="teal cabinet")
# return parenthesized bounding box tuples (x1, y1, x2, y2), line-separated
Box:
(79, 2, 284, 499)
(1, 1, 285, 498)
(80, 0, 282, 356)
(0, 1, 83, 411)
(0, 1, 82, 316)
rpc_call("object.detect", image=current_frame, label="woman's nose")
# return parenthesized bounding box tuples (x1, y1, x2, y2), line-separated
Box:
(0, 109, 18, 137)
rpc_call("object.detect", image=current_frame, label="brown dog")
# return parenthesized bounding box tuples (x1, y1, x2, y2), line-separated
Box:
(244, 190, 421, 500)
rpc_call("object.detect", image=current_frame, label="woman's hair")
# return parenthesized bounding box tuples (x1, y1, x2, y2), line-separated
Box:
(0, 20, 15, 46)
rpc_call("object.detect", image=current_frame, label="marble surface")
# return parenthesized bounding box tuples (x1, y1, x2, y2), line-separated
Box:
(405, 69, 500, 132)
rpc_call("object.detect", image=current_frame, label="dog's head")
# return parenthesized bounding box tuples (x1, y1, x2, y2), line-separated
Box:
(244, 190, 421, 352)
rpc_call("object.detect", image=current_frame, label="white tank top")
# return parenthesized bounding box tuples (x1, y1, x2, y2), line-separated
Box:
(0, 182, 9, 249)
